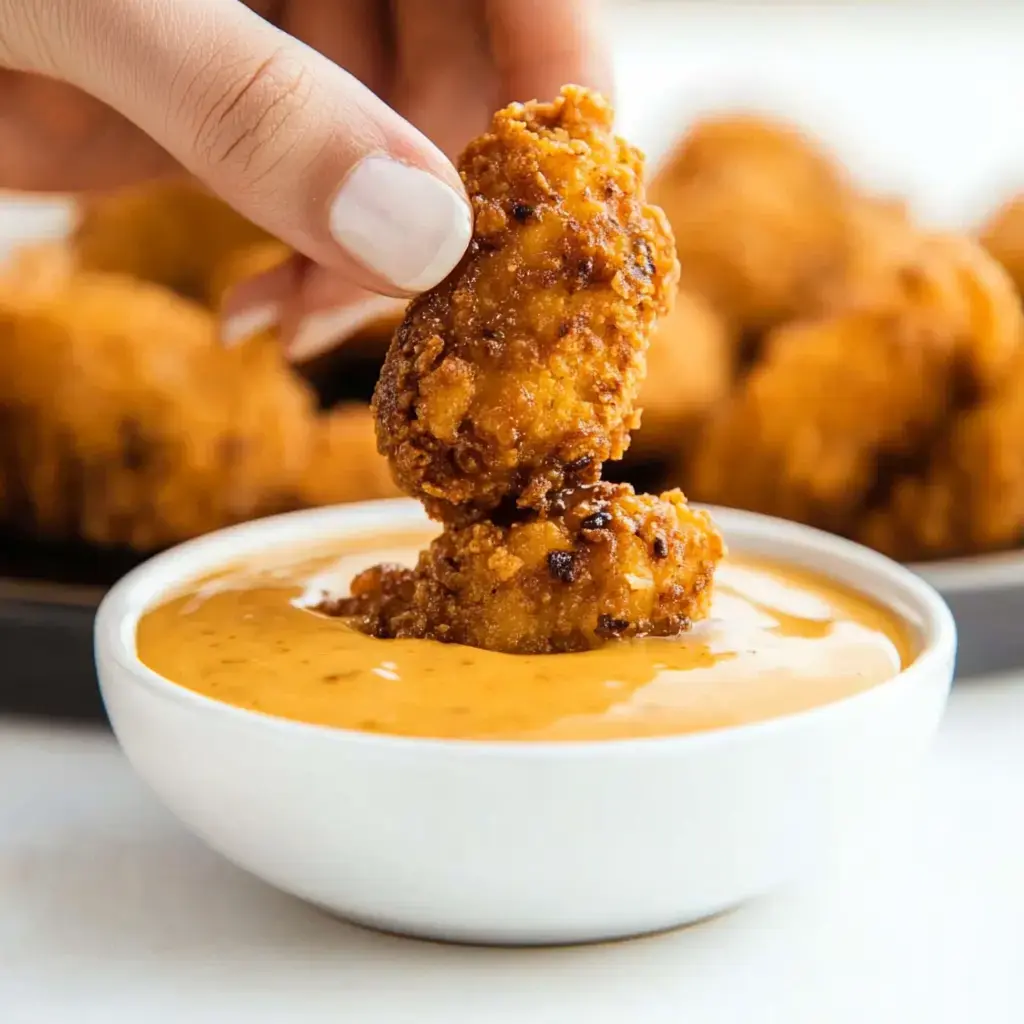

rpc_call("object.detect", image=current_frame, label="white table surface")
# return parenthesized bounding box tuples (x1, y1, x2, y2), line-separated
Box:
(1, 674, 1021, 1023)
(3, 3, 1024, 1021)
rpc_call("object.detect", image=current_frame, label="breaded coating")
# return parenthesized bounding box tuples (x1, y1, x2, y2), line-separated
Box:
(0, 271, 396, 550)
(813, 194, 916, 313)
(862, 354, 1024, 560)
(374, 86, 679, 521)
(299, 404, 401, 510)
(689, 233, 1024, 535)
(328, 482, 723, 654)
(840, 231, 1023, 390)
(648, 114, 850, 332)
(73, 180, 271, 306)
(980, 194, 1024, 297)
(688, 310, 953, 534)
(630, 288, 734, 460)
(0, 241, 78, 301)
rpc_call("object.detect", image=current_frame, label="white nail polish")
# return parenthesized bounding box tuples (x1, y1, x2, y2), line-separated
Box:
(328, 156, 472, 293)
(288, 296, 407, 363)
(221, 302, 281, 347)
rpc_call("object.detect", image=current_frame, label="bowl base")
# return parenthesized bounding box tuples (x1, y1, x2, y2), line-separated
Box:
(310, 899, 746, 948)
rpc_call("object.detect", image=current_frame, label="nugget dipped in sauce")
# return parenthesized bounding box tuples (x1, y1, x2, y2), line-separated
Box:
(374, 86, 679, 521)
(333, 483, 722, 655)
(330, 89, 723, 655)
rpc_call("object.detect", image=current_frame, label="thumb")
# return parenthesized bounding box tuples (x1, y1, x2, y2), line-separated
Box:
(17, 0, 472, 297)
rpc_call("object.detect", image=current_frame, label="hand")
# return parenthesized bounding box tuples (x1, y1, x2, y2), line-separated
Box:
(0, 0, 611, 358)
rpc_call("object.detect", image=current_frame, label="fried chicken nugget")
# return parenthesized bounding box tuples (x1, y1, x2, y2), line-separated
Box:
(299, 404, 401, 509)
(0, 241, 78, 300)
(980, 194, 1024, 297)
(862, 353, 1024, 560)
(630, 288, 734, 461)
(374, 86, 679, 520)
(0, 272, 396, 550)
(812, 194, 916, 313)
(648, 114, 851, 333)
(331, 482, 723, 654)
(73, 180, 271, 306)
(688, 233, 1024, 535)
(841, 231, 1023, 390)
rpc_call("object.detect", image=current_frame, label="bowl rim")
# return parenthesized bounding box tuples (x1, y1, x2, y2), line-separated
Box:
(94, 499, 957, 757)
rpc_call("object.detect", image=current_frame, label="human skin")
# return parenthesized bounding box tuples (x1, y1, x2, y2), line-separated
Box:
(0, 0, 611, 357)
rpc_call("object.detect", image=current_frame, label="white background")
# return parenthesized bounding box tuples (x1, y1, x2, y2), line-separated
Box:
(2, 2, 1024, 1021)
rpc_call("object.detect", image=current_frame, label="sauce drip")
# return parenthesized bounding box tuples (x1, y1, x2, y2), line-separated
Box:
(136, 529, 914, 741)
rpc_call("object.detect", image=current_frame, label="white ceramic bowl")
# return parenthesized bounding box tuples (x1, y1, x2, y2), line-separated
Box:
(95, 500, 956, 946)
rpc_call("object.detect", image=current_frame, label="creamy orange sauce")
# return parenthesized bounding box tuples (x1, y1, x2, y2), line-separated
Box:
(136, 529, 915, 741)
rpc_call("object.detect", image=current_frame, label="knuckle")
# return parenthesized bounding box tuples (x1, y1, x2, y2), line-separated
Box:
(184, 47, 315, 184)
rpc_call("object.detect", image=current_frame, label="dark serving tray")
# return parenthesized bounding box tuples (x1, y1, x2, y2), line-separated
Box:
(0, 581, 106, 720)
(0, 338, 392, 723)
(0, 533, 147, 723)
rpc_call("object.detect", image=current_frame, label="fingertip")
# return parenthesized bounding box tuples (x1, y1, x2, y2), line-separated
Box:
(327, 154, 472, 294)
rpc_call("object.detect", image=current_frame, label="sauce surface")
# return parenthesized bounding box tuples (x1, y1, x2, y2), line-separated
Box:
(136, 529, 915, 741)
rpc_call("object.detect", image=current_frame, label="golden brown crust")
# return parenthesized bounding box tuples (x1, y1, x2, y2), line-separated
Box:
(811, 194, 916, 314)
(649, 114, 850, 333)
(73, 180, 271, 306)
(630, 288, 734, 461)
(688, 308, 955, 534)
(831, 230, 1023, 392)
(862, 354, 1024, 560)
(0, 271, 396, 550)
(329, 482, 723, 654)
(373, 86, 679, 521)
(298, 404, 401, 509)
(688, 233, 1024, 536)
(979, 194, 1024, 298)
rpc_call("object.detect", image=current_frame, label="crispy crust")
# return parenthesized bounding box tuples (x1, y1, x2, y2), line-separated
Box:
(327, 482, 723, 654)
(980, 194, 1024, 298)
(73, 180, 271, 306)
(631, 287, 734, 461)
(0, 270, 396, 550)
(862, 353, 1024, 559)
(649, 114, 851, 333)
(688, 233, 1024, 537)
(373, 86, 679, 522)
